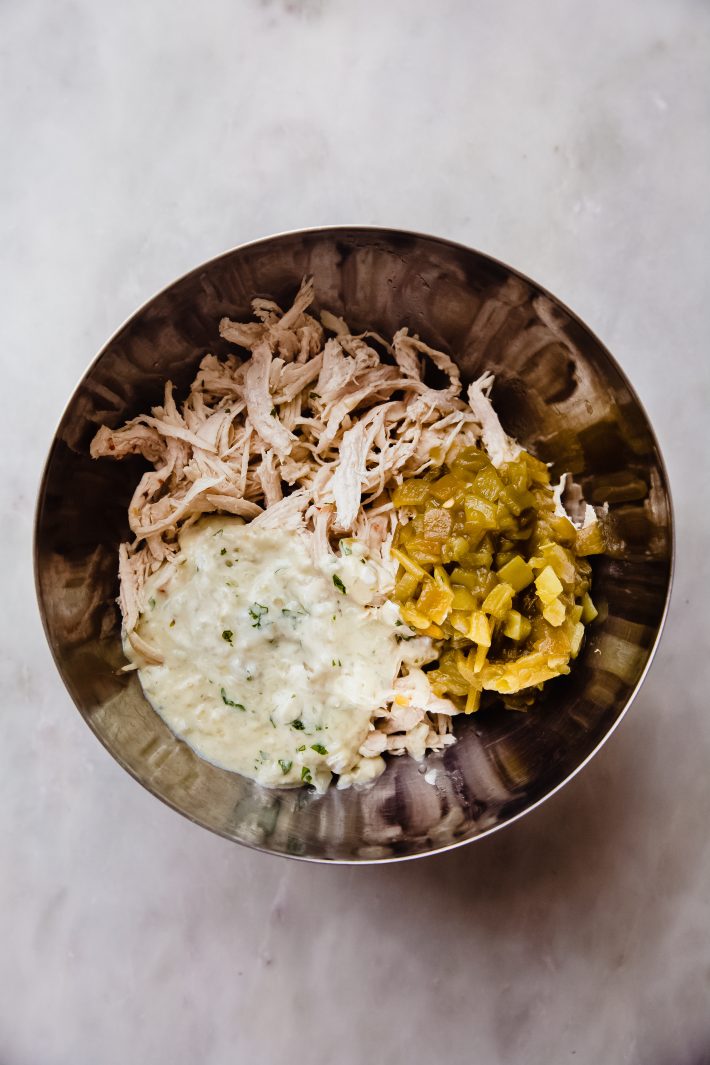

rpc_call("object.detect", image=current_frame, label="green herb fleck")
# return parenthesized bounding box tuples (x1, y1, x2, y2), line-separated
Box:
(220, 688, 246, 711)
(220, 547, 227, 556)
(339, 539, 352, 556)
(282, 606, 307, 623)
(291, 719, 305, 731)
(270, 407, 277, 417)
(225, 559, 233, 568)
(309, 391, 320, 400)
(332, 574, 347, 594)
(148, 597, 156, 609)
(395, 633, 415, 643)
(395, 619, 403, 626)
(279, 759, 292, 774)
(301, 767, 313, 784)
(311, 743, 328, 755)
(248, 603, 269, 628)
(296, 744, 306, 752)
(222, 629, 233, 644)
(169, 619, 175, 628)
(331, 658, 342, 667)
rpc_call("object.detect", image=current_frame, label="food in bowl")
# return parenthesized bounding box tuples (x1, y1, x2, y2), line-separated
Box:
(91, 279, 605, 792)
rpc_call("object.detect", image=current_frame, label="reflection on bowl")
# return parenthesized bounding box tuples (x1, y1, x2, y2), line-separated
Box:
(34, 227, 673, 863)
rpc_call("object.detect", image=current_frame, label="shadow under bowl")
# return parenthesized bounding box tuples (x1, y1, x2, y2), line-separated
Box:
(34, 227, 673, 863)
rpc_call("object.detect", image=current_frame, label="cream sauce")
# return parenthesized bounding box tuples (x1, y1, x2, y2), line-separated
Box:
(129, 518, 407, 791)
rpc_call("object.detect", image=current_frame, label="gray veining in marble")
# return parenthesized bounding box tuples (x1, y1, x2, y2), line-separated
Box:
(1, 1, 709, 1063)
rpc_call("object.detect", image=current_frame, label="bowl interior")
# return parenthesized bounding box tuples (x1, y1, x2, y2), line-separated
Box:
(35, 228, 672, 862)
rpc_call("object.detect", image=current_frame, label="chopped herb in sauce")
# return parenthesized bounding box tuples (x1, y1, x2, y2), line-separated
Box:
(148, 597, 156, 609)
(248, 602, 269, 628)
(270, 407, 277, 416)
(225, 559, 233, 568)
(169, 619, 176, 628)
(339, 539, 352, 556)
(128, 520, 406, 795)
(221, 688, 246, 711)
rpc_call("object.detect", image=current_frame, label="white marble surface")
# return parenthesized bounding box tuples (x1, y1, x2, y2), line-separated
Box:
(2, 1, 709, 1062)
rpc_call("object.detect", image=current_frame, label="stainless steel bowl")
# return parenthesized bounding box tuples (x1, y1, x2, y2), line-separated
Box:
(34, 227, 673, 863)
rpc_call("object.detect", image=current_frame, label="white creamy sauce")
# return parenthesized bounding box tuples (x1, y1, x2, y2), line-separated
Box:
(129, 518, 407, 791)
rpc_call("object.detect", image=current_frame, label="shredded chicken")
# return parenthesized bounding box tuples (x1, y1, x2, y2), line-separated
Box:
(466, 372, 521, 467)
(92, 278, 489, 605)
(91, 278, 510, 781)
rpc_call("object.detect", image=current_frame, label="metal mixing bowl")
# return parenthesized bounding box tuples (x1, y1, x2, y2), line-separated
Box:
(34, 227, 673, 863)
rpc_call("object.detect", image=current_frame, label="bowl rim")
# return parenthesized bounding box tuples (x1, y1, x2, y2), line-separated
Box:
(33, 224, 675, 864)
